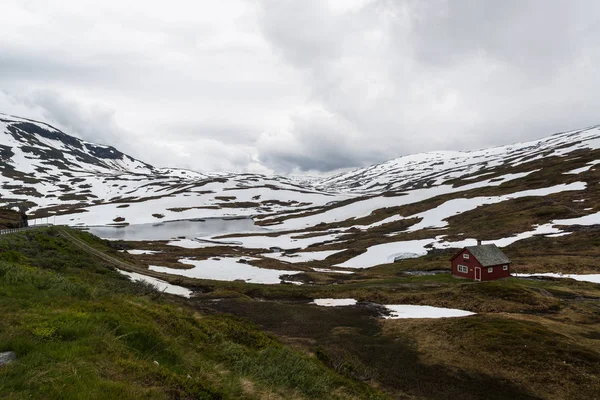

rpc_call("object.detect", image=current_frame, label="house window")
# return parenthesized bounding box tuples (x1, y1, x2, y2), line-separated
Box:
(488, 267, 493, 273)
(503, 265, 508, 271)
(457, 265, 468, 273)
(463, 253, 470, 260)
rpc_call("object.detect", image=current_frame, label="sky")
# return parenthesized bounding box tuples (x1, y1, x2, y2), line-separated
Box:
(1, 0, 600, 175)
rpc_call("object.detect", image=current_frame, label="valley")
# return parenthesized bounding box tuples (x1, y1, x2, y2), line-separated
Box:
(0, 114, 599, 399)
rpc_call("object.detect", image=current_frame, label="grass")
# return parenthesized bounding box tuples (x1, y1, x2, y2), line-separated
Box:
(0, 224, 598, 399)
(382, 314, 600, 400)
(0, 209, 21, 229)
(0, 228, 384, 400)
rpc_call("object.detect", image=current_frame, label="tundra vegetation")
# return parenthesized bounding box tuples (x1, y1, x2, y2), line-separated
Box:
(0, 227, 598, 400)
(1, 117, 600, 399)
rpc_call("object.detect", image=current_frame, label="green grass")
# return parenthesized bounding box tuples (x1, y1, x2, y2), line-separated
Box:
(3, 227, 598, 399)
(0, 228, 384, 400)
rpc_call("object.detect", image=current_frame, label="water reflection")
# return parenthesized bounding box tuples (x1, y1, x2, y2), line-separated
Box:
(87, 218, 264, 241)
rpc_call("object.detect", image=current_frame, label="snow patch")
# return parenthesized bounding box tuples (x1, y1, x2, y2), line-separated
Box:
(312, 268, 355, 274)
(127, 249, 162, 255)
(336, 239, 433, 269)
(514, 273, 600, 284)
(117, 269, 193, 298)
(262, 250, 343, 263)
(312, 298, 358, 307)
(148, 257, 301, 284)
(383, 305, 475, 319)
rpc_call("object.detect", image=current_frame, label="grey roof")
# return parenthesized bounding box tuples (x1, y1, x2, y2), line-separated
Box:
(465, 244, 511, 267)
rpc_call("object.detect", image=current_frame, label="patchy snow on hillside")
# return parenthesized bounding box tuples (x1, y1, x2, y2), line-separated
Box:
(337, 239, 434, 268)
(221, 232, 341, 251)
(514, 273, 600, 284)
(554, 211, 600, 226)
(406, 182, 586, 232)
(148, 257, 301, 284)
(267, 171, 557, 231)
(262, 250, 343, 263)
(339, 210, 594, 269)
(117, 269, 193, 297)
(319, 125, 600, 193)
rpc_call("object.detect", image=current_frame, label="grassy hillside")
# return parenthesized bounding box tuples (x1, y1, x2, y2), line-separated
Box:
(105, 232, 600, 399)
(1, 227, 599, 399)
(0, 209, 21, 229)
(0, 228, 383, 400)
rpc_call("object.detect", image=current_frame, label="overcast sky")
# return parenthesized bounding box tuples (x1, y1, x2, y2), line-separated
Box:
(2, 0, 600, 175)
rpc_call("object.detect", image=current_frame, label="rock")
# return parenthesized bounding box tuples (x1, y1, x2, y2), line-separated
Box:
(0, 352, 16, 366)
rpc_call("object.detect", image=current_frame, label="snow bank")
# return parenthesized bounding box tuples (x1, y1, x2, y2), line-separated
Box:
(336, 239, 433, 268)
(514, 273, 600, 284)
(226, 232, 340, 251)
(148, 257, 301, 284)
(554, 211, 600, 226)
(383, 305, 475, 319)
(262, 250, 343, 263)
(117, 269, 193, 298)
(311, 298, 358, 307)
(312, 268, 354, 274)
(127, 249, 162, 255)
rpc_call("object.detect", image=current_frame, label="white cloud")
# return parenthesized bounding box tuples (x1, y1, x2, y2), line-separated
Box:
(1, 0, 600, 173)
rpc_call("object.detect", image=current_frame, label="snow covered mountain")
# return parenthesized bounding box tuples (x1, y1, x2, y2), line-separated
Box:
(0, 113, 347, 225)
(0, 113, 155, 175)
(317, 126, 600, 193)
(1, 112, 599, 239)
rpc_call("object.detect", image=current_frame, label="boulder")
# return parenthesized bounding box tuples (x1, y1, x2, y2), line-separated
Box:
(0, 352, 16, 366)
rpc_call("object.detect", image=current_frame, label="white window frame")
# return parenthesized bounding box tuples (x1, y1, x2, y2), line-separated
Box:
(488, 267, 493, 273)
(463, 253, 470, 260)
(503, 265, 508, 271)
(457, 264, 468, 274)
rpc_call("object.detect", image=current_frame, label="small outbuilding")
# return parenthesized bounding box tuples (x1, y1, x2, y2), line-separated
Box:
(450, 243, 511, 281)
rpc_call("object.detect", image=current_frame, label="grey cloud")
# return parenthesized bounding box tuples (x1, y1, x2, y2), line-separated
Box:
(18, 90, 127, 148)
(257, 107, 386, 173)
(159, 120, 262, 144)
(3, 0, 600, 174)
(257, 0, 344, 68)
(408, 0, 590, 77)
(254, 0, 600, 172)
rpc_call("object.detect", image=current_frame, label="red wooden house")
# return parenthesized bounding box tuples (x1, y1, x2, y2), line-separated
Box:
(450, 243, 511, 281)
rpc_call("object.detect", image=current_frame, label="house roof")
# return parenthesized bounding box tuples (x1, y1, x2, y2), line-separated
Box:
(464, 244, 511, 267)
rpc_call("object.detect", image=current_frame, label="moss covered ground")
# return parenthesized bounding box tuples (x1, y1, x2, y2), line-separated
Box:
(0, 228, 383, 400)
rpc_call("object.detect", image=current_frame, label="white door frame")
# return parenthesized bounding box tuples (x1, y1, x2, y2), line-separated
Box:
(474, 267, 481, 281)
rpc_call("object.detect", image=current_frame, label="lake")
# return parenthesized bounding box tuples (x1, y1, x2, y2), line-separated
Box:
(86, 218, 264, 241)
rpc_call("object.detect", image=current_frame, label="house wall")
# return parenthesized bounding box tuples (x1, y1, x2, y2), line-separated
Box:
(480, 263, 511, 281)
(451, 249, 477, 280)
(451, 249, 511, 281)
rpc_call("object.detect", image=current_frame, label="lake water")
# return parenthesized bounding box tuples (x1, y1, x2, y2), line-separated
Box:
(86, 218, 264, 241)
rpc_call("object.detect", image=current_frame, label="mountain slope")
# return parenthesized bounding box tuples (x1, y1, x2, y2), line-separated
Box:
(1, 112, 599, 243)
(317, 125, 600, 193)
(0, 113, 348, 225)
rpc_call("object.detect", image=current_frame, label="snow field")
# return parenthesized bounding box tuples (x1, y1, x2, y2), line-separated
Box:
(383, 305, 475, 319)
(116, 269, 193, 298)
(148, 257, 301, 284)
